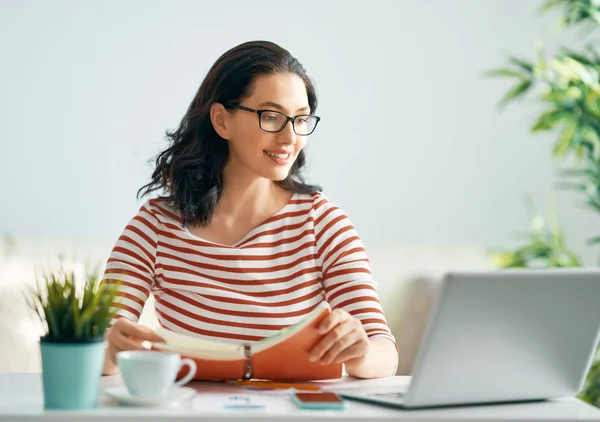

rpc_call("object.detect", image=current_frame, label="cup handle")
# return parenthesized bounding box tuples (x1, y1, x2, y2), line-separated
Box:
(174, 358, 197, 387)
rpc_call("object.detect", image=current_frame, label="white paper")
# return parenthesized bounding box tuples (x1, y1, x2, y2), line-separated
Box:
(192, 393, 294, 414)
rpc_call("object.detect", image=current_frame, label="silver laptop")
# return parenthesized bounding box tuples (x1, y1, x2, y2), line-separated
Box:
(340, 269, 600, 409)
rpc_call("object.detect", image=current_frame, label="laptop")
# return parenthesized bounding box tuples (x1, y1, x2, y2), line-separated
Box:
(339, 268, 600, 409)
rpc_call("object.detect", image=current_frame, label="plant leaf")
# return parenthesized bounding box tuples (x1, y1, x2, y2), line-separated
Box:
(484, 68, 528, 79)
(499, 79, 533, 108)
(538, 0, 566, 13)
(531, 109, 571, 132)
(509, 57, 535, 73)
(553, 121, 577, 157)
(25, 266, 121, 340)
(561, 47, 596, 66)
(585, 91, 600, 119)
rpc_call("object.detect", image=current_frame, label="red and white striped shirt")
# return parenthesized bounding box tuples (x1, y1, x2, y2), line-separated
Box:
(103, 191, 396, 347)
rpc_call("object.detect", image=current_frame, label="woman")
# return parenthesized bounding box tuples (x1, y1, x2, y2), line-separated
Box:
(102, 40, 398, 379)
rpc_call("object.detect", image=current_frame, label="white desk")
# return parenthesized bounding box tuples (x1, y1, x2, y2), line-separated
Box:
(1, 373, 600, 422)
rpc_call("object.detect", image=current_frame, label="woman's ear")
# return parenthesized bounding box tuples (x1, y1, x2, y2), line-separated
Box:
(210, 103, 230, 140)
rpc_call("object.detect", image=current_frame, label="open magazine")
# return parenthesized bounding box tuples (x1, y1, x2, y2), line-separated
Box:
(151, 301, 343, 381)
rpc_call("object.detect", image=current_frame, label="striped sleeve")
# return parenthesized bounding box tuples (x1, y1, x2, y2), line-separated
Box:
(313, 195, 397, 349)
(102, 200, 159, 325)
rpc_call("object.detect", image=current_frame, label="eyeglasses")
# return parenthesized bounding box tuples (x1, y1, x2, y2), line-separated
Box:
(224, 103, 321, 136)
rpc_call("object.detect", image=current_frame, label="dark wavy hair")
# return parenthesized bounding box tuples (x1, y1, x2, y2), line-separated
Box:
(138, 40, 321, 227)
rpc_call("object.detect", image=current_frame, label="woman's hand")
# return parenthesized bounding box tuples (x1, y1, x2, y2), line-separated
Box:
(104, 319, 165, 373)
(309, 309, 370, 368)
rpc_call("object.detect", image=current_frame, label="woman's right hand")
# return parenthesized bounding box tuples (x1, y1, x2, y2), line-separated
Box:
(103, 319, 165, 375)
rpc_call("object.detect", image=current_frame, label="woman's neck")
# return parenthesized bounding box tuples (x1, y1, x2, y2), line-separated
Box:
(216, 160, 289, 224)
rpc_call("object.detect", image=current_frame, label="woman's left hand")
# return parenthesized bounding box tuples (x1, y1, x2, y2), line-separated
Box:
(309, 308, 370, 366)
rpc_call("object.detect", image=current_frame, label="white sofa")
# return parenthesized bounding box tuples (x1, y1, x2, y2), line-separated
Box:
(0, 236, 492, 375)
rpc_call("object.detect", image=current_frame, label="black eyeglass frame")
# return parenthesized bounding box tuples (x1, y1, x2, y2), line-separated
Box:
(224, 103, 321, 136)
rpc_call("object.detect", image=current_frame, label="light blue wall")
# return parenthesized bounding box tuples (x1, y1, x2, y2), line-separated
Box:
(1, 0, 597, 263)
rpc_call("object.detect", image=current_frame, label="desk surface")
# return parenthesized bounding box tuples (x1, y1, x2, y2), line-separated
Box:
(1, 373, 600, 422)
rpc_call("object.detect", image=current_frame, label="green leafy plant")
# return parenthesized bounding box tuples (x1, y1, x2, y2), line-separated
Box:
(486, 2, 600, 224)
(492, 204, 581, 268)
(487, 0, 600, 407)
(27, 268, 120, 342)
(540, 0, 600, 28)
(486, 42, 600, 159)
(580, 358, 600, 407)
(559, 161, 600, 246)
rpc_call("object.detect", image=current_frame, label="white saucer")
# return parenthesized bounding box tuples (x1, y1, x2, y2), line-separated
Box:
(104, 386, 196, 407)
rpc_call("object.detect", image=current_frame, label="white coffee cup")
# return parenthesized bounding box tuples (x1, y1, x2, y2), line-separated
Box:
(116, 350, 197, 398)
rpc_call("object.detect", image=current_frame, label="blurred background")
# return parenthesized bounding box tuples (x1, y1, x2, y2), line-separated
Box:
(1, 0, 599, 399)
(1, 0, 596, 262)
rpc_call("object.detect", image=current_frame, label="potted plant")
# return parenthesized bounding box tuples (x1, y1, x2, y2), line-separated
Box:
(26, 267, 120, 409)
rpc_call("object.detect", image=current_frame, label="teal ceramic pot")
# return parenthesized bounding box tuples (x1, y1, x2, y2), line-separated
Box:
(39, 337, 106, 410)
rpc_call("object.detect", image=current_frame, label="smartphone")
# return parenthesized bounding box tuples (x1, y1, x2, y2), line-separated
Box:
(291, 391, 345, 410)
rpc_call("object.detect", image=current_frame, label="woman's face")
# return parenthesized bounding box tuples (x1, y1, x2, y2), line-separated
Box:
(224, 72, 311, 182)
